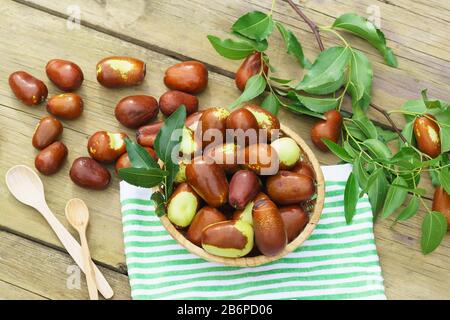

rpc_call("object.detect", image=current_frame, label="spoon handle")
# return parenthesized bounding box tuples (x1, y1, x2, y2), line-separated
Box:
(80, 229, 99, 300)
(38, 203, 114, 299)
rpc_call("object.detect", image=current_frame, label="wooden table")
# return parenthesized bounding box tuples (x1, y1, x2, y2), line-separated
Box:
(0, 0, 449, 300)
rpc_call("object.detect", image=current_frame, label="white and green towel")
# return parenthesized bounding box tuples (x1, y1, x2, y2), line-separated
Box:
(120, 164, 386, 300)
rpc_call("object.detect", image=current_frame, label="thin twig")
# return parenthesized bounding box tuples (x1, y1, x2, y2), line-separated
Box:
(286, 0, 408, 143)
(286, 0, 324, 51)
(370, 103, 407, 143)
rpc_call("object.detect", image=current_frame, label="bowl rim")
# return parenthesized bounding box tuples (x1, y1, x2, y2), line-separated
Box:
(159, 123, 325, 267)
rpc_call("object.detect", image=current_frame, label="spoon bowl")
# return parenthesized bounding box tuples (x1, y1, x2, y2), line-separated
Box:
(5, 165, 46, 208)
(65, 198, 90, 232)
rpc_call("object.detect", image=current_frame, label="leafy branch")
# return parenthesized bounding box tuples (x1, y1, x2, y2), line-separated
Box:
(207, 1, 449, 254)
(286, 0, 407, 143)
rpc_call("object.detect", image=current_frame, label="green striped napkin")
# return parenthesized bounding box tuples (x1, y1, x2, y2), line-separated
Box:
(120, 164, 386, 300)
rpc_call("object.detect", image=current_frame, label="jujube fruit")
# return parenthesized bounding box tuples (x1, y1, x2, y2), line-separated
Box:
(228, 170, 260, 209)
(87, 131, 127, 163)
(202, 220, 254, 258)
(32, 116, 63, 150)
(187, 207, 227, 246)
(47, 93, 83, 120)
(115, 95, 159, 128)
(432, 186, 450, 230)
(35, 141, 68, 175)
(164, 61, 208, 94)
(70, 157, 111, 190)
(243, 104, 280, 141)
(167, 183, 201, 228)
(136, 121, 164, 147)
(159, 90, 198, 116)
(279, 205, 309, 242)
(266, 171, 315, 205)
(271, 137, 301, 170)
(414, 115, 441, 158)
(252, 193, 287, 256)
(235, 52, 268, 92)
(311, 110, 342, 151)
(185, 156, 229, 208)
(46, 59, 84, 91)
(9, 71, 48, 106)
(96, 56, 146, 88)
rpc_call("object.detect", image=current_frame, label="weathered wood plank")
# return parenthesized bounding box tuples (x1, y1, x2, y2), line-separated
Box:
(0, 280, 47, 300)
(0, 1, 329, 271)
(10, 0, 445, 198)
(0, 0, 448, 300)
(0, 230, 131, 300)
(19, 0, 450, 126)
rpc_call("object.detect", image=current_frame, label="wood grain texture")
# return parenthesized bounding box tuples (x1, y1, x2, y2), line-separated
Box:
(0, 0, 448, 299)
(13, 0, 446, 199)
(0, 280, 47, 300)
(19, 0, 450, 123)
(0, 230, 131, 300)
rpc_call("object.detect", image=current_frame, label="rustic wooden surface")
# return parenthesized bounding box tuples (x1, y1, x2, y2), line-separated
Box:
(0, 0, 448, 300)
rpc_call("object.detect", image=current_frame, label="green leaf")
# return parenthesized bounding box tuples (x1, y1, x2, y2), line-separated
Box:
(151, 192, 166, 217)
(232, 11, 274, 41)
(376, 126, 398, 143)
(207, 35, 255, 60)
(389, 184, 425, 196)
(345, 122, 366, 141)
(261, 93, 280, 115)
(332, 13, 398, 67)
(124, 138, 159, 170)
(295, 46, 350, 94)
(275, 22, 311, 69)
(399, 171, 421, 190)
(389, 146, 421, 169)
(440, 126, 450, 153)
(348, 49, 373, 111)
(229, 74, 266, 109)
(231, 31, 269, 51)
(399, 120, 415, 148)
(439, 168, 450, 194)
(352, 115, 378, 139)
(154, 106, 186, 197)
(421, 211, 447, 254)
(363, 138, 392, 159)
(269, 77, 292, 84)
(287, 91, 338, 113)
(421, 89, 448, 110)
(353, 155, 369, 189)
(430, 169, 440, 187)
(321, 139, 353, 163)
(343, 141, 358, 158)
(367, 168, 388, 216)
(381, 176, 408, 218)
(396, 196, 419, 221)
(401, 99, 425, 123)
(344, 172, 359, 224)
(283, 103, 326, 120)
(118, 167, 168, 188)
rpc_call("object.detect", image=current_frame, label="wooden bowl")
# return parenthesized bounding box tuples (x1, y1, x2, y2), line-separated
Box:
(160, 124, 325, 267)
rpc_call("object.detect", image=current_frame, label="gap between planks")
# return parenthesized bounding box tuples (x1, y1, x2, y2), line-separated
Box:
(11, 0, 422, 135)
(0, 225, 128, 275)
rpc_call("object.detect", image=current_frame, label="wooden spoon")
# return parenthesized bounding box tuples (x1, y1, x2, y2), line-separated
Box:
(5, 165, 114, 299)
(65, 199, 98, 300)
